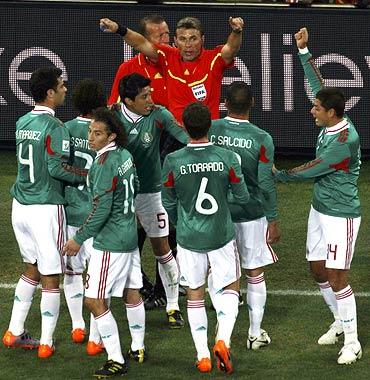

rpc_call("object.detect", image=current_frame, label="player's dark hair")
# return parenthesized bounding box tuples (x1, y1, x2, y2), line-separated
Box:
(139, 14, 166, 37)
(316, 88, 345, 118)
(119, 73, 151, 104)
(226, 81, 253, 115)
(91, 107, 127, 148)
(176, 17, 203, 36)
(182, 102, 211, 139)
(72, 79, 107, 116)
(29, 67, 63, 103)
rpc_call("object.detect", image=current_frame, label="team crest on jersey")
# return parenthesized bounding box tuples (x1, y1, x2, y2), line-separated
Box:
(141, 132, 153, 147)
(191, 83, 207, 101)
(62, 139, 70, 153)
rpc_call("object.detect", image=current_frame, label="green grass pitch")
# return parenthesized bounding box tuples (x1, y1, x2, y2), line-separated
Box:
(0, 150, 369, 379)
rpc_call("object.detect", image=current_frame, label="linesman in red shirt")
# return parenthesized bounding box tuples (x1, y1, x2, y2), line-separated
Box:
(108, 14, 170, 108)
(100, 15, 244, 123)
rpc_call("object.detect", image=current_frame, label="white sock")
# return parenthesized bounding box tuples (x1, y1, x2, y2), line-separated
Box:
(64, 274, 85, 330)
(95, 309, 124, 364)
(187, 300, 210, 360)
(207, 271, 222, 314)
(40, 288, 60, 346)
(8, 275, 38, 336)
(318, 281, 340, 323)
(156, 251, 179, 312)
(125, 299, 145, 351)
(335, 285, 358, 345)
(216, 290, 239, 347)
(247, 273, 266, 337)
(89, 313, 101, 344)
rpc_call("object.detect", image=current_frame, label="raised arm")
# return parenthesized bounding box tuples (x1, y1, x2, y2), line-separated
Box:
(100, 18, 158, 62)
(221, 17, 244, 65)
(295, 27, 324, 96)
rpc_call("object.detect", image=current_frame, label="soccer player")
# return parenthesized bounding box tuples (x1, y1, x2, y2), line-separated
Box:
(100, 15, 244, 122)
(2, 67, 87, 359)
(209, 81, 280, 350)
(107, 14, 181, 310)
(63, 79, 107, 348)
(63, 107, 146, 377)
(162, 102, 250, 374)
(112, 73, 188, 327)
(108, 13, 170, 107)
(274, 27, 362, 365)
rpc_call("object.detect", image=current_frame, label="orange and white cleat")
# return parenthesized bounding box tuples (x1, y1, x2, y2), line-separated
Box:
(2, 330, 39, 350)
(71, 328, 86, 344)
(196, 357, 212, 373)
(213, 340, 233, 374)
(38, 344, 55, 359)
(86, 340, 105, 356)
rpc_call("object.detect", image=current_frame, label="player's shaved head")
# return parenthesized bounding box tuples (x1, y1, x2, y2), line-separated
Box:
(225, 81, 253, 115)
(182, 102, 211, 139)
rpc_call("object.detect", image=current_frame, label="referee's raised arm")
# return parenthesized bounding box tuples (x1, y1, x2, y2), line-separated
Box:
(221, 17, 244, 65)
(99, 17, 158, 62)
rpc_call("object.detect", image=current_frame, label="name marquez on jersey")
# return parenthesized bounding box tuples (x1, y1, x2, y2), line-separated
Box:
(210, 135, 252, 149)
(71, 137, 90, 150)
(180, 162, 224, 175)
(118, 158, 133, 176)
(15, 130, 41, 141)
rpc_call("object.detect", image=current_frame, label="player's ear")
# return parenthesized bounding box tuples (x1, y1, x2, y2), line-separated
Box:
(109, 133, 117, 142)
(174, 36, 178, 48)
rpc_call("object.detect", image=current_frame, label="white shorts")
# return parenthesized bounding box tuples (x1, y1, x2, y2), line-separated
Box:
(135, 192, 169, 238)
(12, 198, 65, 275)
(177, 240, 241, 290)
(84, 246, 143, 299)
(235, 217, 278, 270)
(64, 225, 91, 275)
(306, 206, 361, 269)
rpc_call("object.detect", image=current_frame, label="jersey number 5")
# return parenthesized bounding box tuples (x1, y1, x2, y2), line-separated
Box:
(195, 177, 219, 215)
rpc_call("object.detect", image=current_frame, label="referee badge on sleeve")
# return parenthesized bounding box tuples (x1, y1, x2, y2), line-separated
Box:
(191, 84, 207, 101)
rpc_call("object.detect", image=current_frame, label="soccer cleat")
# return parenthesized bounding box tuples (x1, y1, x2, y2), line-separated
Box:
(93, 359, 128, 378)
(196, 357, 212, 373)
(144, 291, 166, 310)
(3, 330, 39, 350)
(71, 328, 86, 344)
(86, 341, 105, 356)
(213, 340, 233, 374)
(247, 329, 271, 350)
(128, 348, 147, 363)
(167, 309, 184, 329)
(318, 322, 344, 345)
(38, 344, 55, 359)
(337, 342, 362, 365)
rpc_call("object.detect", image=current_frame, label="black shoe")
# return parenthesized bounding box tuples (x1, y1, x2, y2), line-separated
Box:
(178, 284, 187, 297)
(167, 309, 185, 329)
(93, 360, 128, 378)
(128, 348, 147, 363)
(140, 285, 154, 300)
(144, 291, 166, 310)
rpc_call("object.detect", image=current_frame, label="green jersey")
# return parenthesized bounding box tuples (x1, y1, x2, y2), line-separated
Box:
(64, 117, 95, 227)
(114, 104, 188, 193)
(74, 144, 138, 252)
(209, 117, 277, 223)
(162, 143, 250, 252)
(11, 106, 87, 205)
(275, 50, 361, 218)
